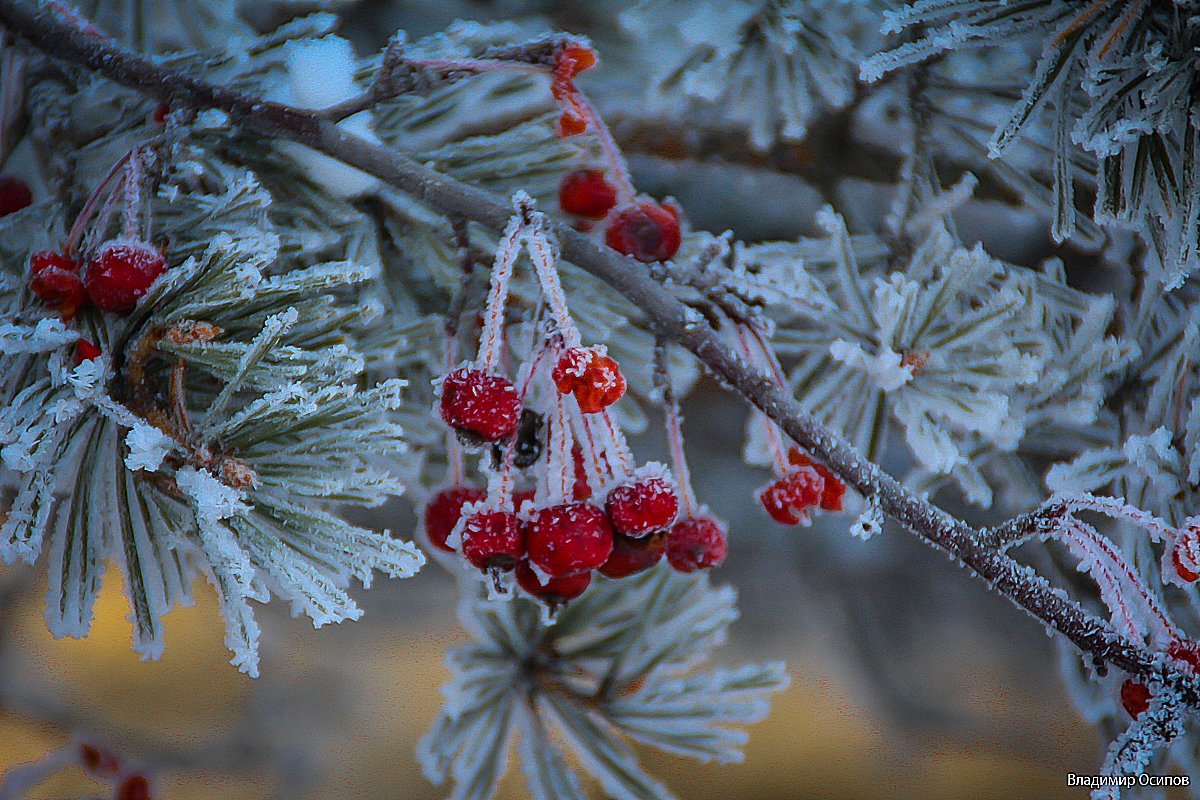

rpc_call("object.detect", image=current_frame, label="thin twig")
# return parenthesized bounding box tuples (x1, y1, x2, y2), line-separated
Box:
(2, 0, 1198, 703)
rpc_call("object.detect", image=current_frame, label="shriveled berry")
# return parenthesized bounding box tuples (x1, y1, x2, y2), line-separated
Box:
(75, 339, 103, 364)
(666, 515, 727, 573)
(788, 449, 846, 511)
(526, 502, 613, 577)
(600, 531, 665, 578)
(513, 408, 545, 468)
(553, 346, 626, 413)
(29, 250, 87, 319)
(1173, 533, 1200, 583)
(460, 510, 523, 571)
(84, 240, 167, 313)
(515, 558, 591, 606)
(605, 202, 681, 263)
(758, 466, 824, 525)
(551, 43, 597, 137)
(1168, 638, 1200, 671)
(0, 176, 32, 217)
(559, 169, 617, 219)
(1120, 679, 1151, 718)
(606, 477, 678, 537)
(424, 486, 487, 552)
(116, 773, 151, 800)
(439, 368, 521, 443)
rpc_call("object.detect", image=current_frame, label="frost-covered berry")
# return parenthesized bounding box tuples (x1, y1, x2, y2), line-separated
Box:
(605, 202, 681, 263)
(1172, 532, 1200, 583)
(84, 240, 167, 313)
(75, 339, 103, 364)
(0, 175, 32, 217)
(424, 486, 487, 552)
(460, 510, 524, 571)
(559, 169, 617, 219)
(439, 368, 521, 443)
(758, 466, 824, 525)
(1168, 638, 1200, 671)
(599, 531, 665, 578)
(515, 558, 591, 606)
(525, 502, 613, 577)
(1120, 678, 1151, 718)
(606, 477, 678, 537)
(29, 250, 87, 319)
(788, 449, 846, 511)
(553, 346, 626, 413)
(666, 515, 727, 573)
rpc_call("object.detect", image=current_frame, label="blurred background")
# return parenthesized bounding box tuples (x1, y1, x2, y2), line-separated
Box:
(0, 0, 1125, 797)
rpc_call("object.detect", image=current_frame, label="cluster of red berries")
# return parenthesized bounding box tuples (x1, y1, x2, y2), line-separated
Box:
(559, 169, 682, 263)
(26, 147, 167, 320)
(429, 196, 725, 610)
(79, 741, 154, 800)
(1120, 638, 1200, 718)
(29, 240, 166, 318)
(759, 448, 846, 525)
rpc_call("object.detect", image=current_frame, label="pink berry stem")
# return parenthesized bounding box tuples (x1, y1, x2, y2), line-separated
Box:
(572, 91, 637, 208)
(0, 41, 25, 165)
(443, 334, 466, 484)
(120, 146, 144, 241)
(576, 402, 614, 490)
(477, 209, 525, 372)
(663, 393, 697, 517)
(521, 198, 582, 349)
(63, 147, 134, 258)
(598, 408, 634, 478)
(736, 324, 791, 475)
(545, 390, 572, 505)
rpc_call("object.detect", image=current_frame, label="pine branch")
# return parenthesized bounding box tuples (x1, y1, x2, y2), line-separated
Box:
(3, 0, 1199, 706)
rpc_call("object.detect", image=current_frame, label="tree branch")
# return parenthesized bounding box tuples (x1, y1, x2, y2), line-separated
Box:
(2, 0, 1197, 703)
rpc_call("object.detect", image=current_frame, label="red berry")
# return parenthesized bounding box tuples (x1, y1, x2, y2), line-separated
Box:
(84, 240, 167, 314)
(29, 250, 87, 319)
(460, 510, 524, 571)
(75, 339, 103, 364)
(116, 773, 151, 800)
(424, 486, 487, 552)
(666, 515, 727, 573)
(525, 502, 613, 577)
(439, 368, 521, 443)
(758, 466, 824, 525)
(515, 558, 591, 606)
(552, 347, 626, 414)
(556, 43, 597, 82)
(1120, 678, 1151, 718)
(79, 743, 120, 777)
(0, 176, 32, 217)
(599, 531, 665, 578)
(1168, 639, 1200, 671)
(606, 477, 678, 537)
(605, 202, 681, 263)
(559, 170, 617, 219)
(152, 103, 170, 125)
(551, 43, 597, 138)
(788, 449, 846, 512)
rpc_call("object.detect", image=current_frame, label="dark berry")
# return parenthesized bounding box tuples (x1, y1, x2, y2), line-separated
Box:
(79, 743, 120, 777)
(553, 346, 626, 414)
(513, 408, 545, 468)
(525, 502, 613, 577)
(424, 486, 487, 552)
(84, 240, 167, 314)
(666, 515, 727, 573)
(29, 250, 87, 319)
(1173, 536, 1199, 583)
(460, 510, 523, 571)
(1120, 679, 1151, 718)
(559, 169, 617, 219)
(599, 531, 665, 578)
(515, 558, 591, 606)
(75, 339, 103, 364)
(0, 176, 32, 217)
(606, 477, 678, 537)
(116, 773, 152, 800)
(1168, 639, 1200, 671)
(439, 368, 521, 443)
(605, 202, 681, 263)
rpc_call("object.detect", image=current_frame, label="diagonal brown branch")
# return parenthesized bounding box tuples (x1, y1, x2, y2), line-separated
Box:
(2, 0, 1196, 704)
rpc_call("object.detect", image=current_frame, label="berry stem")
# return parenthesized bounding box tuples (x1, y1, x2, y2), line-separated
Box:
(63, 147, 134, 258)
(655, 344, 698, 516)
(736, 324, 791, 475)
(522, 198, 582, 349)
(476, 208, 525, 372)
(120, 146, 144, 241)
(572, 92, 636, 208)
(443, 334, 465, 485)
